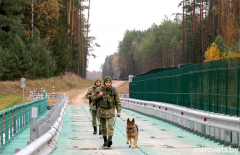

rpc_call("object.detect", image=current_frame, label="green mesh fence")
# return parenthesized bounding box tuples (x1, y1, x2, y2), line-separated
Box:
(130, 57, 240, 116)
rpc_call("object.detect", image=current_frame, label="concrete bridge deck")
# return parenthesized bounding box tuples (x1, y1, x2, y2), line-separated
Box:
(53, 105, 238, 155)
(2, 105, 239, 155)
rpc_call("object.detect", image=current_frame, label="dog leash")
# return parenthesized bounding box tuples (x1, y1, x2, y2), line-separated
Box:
(119, 117, 127, 124)
(113, 114, 121, 127)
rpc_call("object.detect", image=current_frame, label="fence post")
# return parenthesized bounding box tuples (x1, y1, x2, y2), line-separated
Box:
(237, 64, 240, 117)
(201, 69, 204, 110)
(209, 65, 211, 112)
(216, 66, 219, 113)
(5, 112, 9, 142)
(0, 114, 3, 146)
(44, 92, 47, 111)
(225, 64, 228, 115)
(13, 109, 16, 134)
(20, 107, 22, 130)
(24, 105, 27, 126)
(10, 111, 12, 139)
(194, 65, 196, 109)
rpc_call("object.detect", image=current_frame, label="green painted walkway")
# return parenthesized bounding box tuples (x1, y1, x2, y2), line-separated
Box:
(1, 110, 50, 155)
(53, 105, 240, 155)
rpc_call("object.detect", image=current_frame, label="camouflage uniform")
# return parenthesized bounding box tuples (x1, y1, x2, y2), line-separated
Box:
(85, 78, 101, 130)
(93, 76, 122, 144)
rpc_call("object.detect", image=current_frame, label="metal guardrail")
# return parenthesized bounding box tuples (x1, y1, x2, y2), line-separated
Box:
(121, 98, 240, 148)
(119, 93, 129, 98)
(30, 94, 64, 100)
(15, 95, 68, 155)
(0, 94, 48, 152)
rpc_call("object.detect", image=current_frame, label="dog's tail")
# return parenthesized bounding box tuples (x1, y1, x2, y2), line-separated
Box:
(136, 124, 139, 133)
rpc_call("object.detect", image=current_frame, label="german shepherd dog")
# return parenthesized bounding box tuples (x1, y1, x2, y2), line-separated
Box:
(126, 118, 139, 148)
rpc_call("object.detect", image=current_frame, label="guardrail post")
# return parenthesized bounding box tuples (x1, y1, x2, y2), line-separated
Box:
(224, 130, 231, 146)
(200, 124, 205, 137)
(205, 125, 210, 138)
(210, 126, 215, 140)
(214, 128, 220, 142)
(189, 120, 194, 132)
(220, 129, 225, 144)
(193, 122, 198, 134)
(197, 123, 201, 136)
(231, 132, 238, 148)
(15, 148, 21, 153)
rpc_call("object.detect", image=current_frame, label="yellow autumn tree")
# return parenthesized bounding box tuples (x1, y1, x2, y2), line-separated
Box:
(33, 0, 61, 39)
(220, 0, 240, 47)
(204, 43, 221, 62)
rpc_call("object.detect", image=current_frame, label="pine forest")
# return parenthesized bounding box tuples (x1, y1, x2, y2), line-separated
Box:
(102, 0, 240, 79)
(0, 0, 98, 80)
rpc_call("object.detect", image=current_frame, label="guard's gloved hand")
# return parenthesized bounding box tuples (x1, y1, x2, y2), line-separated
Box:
(117, 112, 121, 117)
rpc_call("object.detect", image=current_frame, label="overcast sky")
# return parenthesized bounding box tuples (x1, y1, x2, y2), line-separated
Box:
(85, 0, 182, 72)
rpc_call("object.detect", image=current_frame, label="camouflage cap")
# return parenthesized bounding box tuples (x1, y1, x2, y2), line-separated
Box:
(104, 76, 112, 83)
(94, 78, 101, 83)
(94, 78, 101, 86)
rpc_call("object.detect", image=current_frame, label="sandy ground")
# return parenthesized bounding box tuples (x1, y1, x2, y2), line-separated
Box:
(53, 80, 129, 105)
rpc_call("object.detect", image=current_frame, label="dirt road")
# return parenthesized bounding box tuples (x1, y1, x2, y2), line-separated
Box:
(55, 80, 129, 105)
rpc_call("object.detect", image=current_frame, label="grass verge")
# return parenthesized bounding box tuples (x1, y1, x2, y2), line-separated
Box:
(0, 72, 93, 111)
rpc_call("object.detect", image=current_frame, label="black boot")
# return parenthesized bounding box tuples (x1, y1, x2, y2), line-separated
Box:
(107, 136, 112, 147)
(103, 136, 108, 146)
(99, 126, 102, 135)
(93, 127, 97, 134)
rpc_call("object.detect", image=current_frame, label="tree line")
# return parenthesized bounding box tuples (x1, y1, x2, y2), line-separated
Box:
(102, 0, 240, 79)
(86, 70, 102, 80)
(0, 0, 98, 80)
(101, 53, 119, 80)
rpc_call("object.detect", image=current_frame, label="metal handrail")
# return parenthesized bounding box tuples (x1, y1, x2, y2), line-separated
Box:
(0, 94, 48, 152)
(15, 96, 68, 155)
(121, 98, 240, 134)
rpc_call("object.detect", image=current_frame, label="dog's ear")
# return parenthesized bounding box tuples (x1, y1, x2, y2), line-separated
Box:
(127, 118, 130, 124)
(132, 118, 135, 124)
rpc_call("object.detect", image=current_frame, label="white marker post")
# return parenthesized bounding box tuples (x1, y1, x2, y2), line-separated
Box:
(41, 88, 43, 99)
(20, 78, 26, 103)
(53, 86, 54, 103)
